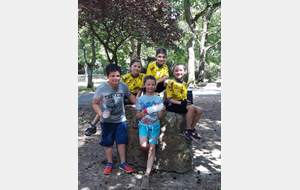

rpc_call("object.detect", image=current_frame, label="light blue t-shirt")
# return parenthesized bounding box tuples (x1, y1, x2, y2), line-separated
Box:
(135, 95, 163, 126)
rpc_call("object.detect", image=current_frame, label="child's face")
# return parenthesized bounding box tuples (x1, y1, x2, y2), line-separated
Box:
(173, 65, 186, 80)
(106, 71, 121, 87)
(155, 53, 167, 65)
(129, 62, 142, 76)
(143, 79, 156, 93)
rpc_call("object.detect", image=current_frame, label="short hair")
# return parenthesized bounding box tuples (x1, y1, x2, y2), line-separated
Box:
(130, 58, 142, 67)
(173, 63, 186, 71)
(156, 48, 167, 56)
(143, 75, 156, 85)
(105, 64, 122, 76)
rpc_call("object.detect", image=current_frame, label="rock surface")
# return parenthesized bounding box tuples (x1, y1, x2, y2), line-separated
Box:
(125, 108, 193, 173)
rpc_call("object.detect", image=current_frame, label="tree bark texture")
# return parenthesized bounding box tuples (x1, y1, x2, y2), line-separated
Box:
(187, 36, 196, 87)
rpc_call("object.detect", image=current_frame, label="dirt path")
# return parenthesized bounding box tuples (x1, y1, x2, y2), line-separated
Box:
(78, 93, 221, 190)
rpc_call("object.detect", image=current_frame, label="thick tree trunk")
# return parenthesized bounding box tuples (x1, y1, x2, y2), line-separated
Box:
(187, 36, 196, 87)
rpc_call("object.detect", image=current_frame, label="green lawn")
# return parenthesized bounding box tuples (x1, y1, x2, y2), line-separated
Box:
(78, 82, 104, 91)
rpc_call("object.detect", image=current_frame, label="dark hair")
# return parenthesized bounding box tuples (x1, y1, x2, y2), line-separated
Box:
(105, 64, 122, 76)
(143, 75, 156, 85)
(156, 48, 167, 56)
(130, 58, 142, 67)
(173, 63, 186, 71)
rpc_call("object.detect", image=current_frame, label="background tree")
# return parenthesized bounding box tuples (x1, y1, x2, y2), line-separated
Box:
(78, 0, 183, 65)
(78, 30, 98, 88)
(184, 0, 221, 82)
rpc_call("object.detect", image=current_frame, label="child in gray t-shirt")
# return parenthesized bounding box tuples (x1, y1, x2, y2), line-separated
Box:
(92, 64, 136, 175)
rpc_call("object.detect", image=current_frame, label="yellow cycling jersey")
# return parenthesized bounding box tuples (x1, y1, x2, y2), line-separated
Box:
(146, 61, 169, 81)
(121, 73, 146, 94)
(166, 78, 188, 101)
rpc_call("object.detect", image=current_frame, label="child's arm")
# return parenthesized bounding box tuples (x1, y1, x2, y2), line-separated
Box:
(126, 93, 137, 104)
(92, 98, 104, 118)
(157, 105, 166, 119)
(136, 90, 142, 99)
(136, 110, 145, 119)
(169, 99, 191, 106)
(156, 75, 169, 84)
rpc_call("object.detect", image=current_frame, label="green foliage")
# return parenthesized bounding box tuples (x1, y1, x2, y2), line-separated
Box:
(204, 62, 221, 82)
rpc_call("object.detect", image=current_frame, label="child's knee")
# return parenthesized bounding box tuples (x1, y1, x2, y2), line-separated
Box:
(196, 107, 203, 115)
(140, 142, 148, 150)
(163, 79, 169, 86)
(186, 104, 195, 111)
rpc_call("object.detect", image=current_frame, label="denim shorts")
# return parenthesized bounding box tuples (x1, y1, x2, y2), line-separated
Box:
(138, 123, 160, 145)
(100, 121, 128, 147)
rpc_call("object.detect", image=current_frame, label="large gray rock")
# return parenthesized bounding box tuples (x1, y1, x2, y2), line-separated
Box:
(125, 107, 193, 173)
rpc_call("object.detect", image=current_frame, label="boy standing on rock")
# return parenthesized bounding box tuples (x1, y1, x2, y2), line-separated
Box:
(135, 75, 166, 189)
(93, 64, 136, 175)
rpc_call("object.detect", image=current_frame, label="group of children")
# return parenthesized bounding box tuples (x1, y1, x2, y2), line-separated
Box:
(85, 48, 203, 189)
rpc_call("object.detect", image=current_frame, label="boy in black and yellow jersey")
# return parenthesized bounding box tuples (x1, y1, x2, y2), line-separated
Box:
(146, 48, 169, 101)
(121, 59, 146, 107)
(166, 63, 203, 141)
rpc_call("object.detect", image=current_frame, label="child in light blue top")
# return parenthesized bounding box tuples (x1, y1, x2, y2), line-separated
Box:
(135, 95, 162, 127)
(135, 75, 166, 189)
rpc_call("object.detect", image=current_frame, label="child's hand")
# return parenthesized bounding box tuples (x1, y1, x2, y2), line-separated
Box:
(161, 105, 166, 112)
(139, 110, 146, 117)
(186, 100, 192, 105)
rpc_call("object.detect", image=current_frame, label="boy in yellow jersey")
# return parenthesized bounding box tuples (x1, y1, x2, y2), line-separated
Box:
(121, 59, 146, 107)
(146, 48, 169, 101)
(166, 63, 203, 141)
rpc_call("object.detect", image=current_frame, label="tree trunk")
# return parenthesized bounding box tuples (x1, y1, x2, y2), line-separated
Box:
(197, 15, 208, 82)
(129, 37, 136, 61)
(137, 41, 141, 59)
(187, 36, 196, 87)
(198, 47, 206, 82)
(87, 66, 93, 88)
(84, 64, 88, 82)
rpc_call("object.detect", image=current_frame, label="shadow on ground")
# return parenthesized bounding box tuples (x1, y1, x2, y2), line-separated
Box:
(78, 95, 221, 190)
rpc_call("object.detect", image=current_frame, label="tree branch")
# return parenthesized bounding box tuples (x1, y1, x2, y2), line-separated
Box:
(78, 33, 90, 65)
(206, 39, 221, 50)
(208, 29, 221, 36)
(184, 0, 195, 32)
(193, 2, 221, 23)
(90, 22, 113, 62)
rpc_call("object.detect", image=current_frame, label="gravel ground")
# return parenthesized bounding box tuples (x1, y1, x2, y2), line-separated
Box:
(78, 89, 221, 190)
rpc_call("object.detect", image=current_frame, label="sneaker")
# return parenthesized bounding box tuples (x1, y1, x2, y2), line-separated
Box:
(141, 175, 149, 189)
(183, 129, 193, 141)
(103, 162, 113, 175)
(84, 122, 96, 136)
(119, 162, 134, 173)
(191, 129, 201, 139)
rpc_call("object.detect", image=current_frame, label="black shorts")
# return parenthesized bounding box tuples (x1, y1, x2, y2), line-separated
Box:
(166, 103, 188, 114)
(155, 82, 166, 93)
(124, 94, 137, 105)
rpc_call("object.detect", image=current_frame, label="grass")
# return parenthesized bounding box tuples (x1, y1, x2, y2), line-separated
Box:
(78, 86, 97, 91)
(78, 82, 104, 91)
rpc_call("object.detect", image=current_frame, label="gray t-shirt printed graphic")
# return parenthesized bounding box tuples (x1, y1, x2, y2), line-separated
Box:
(94, 81, 130, 123)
